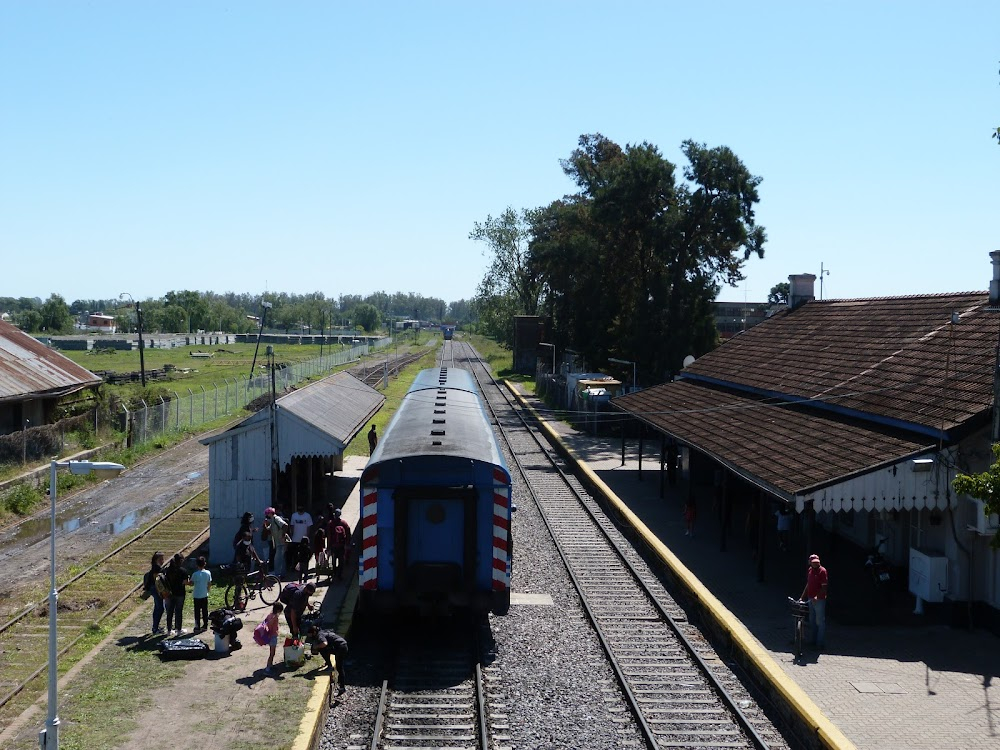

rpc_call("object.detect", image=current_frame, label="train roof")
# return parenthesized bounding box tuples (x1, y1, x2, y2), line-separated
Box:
(366, 368, 509, 478)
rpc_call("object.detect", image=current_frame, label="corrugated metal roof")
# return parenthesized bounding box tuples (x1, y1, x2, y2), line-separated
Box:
(200, 371, 385, 466)
(0, 321, 102, 402)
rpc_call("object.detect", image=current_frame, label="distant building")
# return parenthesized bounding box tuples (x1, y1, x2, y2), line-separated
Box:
(77, 312, 117, 334)
(712, 301, 769, 340)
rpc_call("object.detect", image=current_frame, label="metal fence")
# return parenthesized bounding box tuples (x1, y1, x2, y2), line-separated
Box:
(125, 339, 392, 446)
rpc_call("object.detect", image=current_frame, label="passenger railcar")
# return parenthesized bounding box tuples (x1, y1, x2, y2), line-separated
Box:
(358, 367, 512, 616)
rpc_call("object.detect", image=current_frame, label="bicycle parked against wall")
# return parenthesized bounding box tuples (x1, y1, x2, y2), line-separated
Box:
(223, 564, 280, 612)
(788, 596, 809, 660)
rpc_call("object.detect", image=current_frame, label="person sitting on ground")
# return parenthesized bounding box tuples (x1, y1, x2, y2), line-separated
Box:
(306, 623, 348, 693)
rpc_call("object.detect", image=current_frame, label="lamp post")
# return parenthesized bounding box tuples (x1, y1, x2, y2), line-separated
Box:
(42, 459, 125, 750)
(120, 293, 145, 387)
(609, 357, 636, 393)
(539, 342, 556, 374)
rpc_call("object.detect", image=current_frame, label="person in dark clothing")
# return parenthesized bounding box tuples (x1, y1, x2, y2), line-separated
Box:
(296, 535, 312, 583)
(368, 423, 378, 455)
(234, 529, 262, 571)
(307, 624, 348, 691)
(163, 553, 190, 635)
(327, 508, 352, 581)
(284, 581, 316, 638)
(144, 551, 166, 634)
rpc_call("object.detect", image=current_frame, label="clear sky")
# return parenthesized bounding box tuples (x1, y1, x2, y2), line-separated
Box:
(2, 2, 997, 307)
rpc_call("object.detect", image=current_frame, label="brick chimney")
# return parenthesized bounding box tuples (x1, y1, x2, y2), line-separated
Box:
(990, 250, 1000, 307)
(788, 273, 817, 310)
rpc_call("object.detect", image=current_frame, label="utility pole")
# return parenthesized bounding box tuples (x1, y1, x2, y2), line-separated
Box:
(120, 293, 145, 387)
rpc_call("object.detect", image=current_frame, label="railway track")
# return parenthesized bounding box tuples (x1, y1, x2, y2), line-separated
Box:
(0, 487, 210, 728)
(456, 342, 790, 750)
(368, 618, 490, 750)
(356, 350, 428, 388)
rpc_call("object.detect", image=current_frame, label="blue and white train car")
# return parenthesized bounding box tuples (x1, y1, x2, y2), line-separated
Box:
(358, 367, 513, 616)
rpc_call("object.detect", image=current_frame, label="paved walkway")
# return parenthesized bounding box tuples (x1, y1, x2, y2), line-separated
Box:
(540, 408, 1000, 750)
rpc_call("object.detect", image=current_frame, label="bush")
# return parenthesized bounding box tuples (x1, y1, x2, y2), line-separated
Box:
(2, 483, 43, 515)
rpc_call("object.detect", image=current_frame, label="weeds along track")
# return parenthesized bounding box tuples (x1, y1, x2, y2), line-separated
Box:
(0, 488, 209, 726)
(455, 342, 788, 750)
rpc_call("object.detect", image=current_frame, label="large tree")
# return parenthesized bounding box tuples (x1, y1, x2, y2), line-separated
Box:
(533, 133, 766, 384)
(39, 294, 74, 333)
(470, 207, 544, 345)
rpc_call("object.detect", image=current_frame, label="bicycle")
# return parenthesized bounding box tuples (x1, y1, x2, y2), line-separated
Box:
(788, 596, 809, 659)
(224, 565, 280, 612)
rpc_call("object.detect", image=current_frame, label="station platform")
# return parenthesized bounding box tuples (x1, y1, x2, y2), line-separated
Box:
(532, 396, 1000, 750)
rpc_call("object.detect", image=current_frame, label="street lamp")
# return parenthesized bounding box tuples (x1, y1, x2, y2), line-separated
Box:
(609, 357, 636, 393)
(42, 459, 125, 750)
(120, 293, 145, 387)
(539, 342, 556, 374)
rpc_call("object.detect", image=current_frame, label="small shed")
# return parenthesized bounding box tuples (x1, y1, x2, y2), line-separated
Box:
(200, 371, 384, 562)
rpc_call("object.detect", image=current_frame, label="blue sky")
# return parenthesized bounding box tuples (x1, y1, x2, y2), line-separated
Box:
(2, 2, 997, 307)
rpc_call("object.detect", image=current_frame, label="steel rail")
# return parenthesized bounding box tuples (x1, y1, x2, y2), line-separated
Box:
(462, 342, 772, 750)
(0, 489, 210, 713)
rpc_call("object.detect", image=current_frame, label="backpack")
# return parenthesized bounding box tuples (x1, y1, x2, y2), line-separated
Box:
(279, 582, 302, 605)
(331, 523, 348, 548)
(154, 571, 170, 599)
(252, 619, 270, 647)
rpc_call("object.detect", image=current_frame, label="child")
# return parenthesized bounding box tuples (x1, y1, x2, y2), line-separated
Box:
(296, 535, 312, 583)
(263, 602, 284, 676)
(683, 497, 697, 538)
(190, 555, 212, 631)
(312, 517, 328, 571)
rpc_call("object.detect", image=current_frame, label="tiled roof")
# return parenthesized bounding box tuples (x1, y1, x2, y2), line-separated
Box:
(0, 320, 102, 402)
(681, 292, 994, 436)
(614, 380, 934, 498)
(612, 291, 995, 498)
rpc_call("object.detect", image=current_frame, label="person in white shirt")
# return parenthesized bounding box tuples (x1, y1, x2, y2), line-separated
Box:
(289, 507, 313, 543)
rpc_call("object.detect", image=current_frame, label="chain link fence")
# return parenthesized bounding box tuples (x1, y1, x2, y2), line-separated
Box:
(124, 340, 393, 445)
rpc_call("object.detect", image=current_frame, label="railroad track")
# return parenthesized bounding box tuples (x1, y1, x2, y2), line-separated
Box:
(356, 350, 427, 388)
(368, 617, 490, 750)
(0, 488, 210, 727)
(455, 342, 789, 750)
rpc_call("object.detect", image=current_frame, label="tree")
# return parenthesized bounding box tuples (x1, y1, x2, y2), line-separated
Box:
(532, 133, 766, 383)
(352, 303, 381, 333)
(39, 294, 74, 333)
(952, 445, 1000, 549)
(768, 282, 790, 305)
(470, 207, 544, 346)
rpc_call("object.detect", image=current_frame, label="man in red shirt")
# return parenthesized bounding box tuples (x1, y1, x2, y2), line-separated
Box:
(800, 554, 828, 648)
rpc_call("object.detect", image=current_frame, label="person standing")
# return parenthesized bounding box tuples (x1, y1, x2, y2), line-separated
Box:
(307, 623, 348, 693)
(683, 497, 697, 538)
(234, 529, 262, 571)
(289, 506, 313, 544)
(295, 536, 313, 583)
(262, 602, 283, 677)
(144, 551, 166, 635)
(163, 553, 190, 636)
(368, 423, 378, 455)
(262, 506, 289, 577)
(327, 508, 353, 581)
(776, 506, 793, 552)
(190, 556, 212, 631)
(800, 554, 829, 649)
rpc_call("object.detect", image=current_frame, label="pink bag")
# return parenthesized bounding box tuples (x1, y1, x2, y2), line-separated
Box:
(252, 620, 269, 647)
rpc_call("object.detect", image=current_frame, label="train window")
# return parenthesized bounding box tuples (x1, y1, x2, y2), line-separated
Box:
(431, 429, 445, 436)
(434, 409, 445, 414)
(433, 418, 445, 424)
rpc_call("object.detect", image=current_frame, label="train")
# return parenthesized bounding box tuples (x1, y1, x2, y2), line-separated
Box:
(358, 366, 513, 616)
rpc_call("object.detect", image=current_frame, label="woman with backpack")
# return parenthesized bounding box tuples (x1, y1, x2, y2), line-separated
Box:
(144, 551, 166, 635)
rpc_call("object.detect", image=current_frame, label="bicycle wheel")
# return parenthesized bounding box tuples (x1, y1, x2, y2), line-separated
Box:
(225, 582, 248, 612)
(794, 618, 804, 659)
(259, 574, 281, 605)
